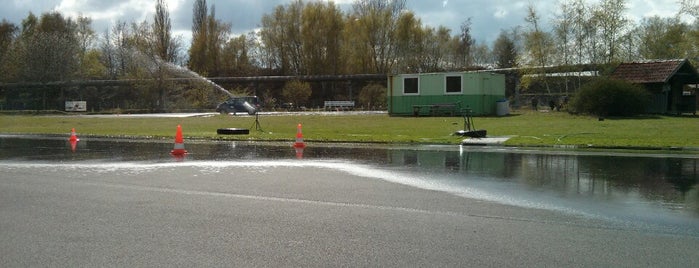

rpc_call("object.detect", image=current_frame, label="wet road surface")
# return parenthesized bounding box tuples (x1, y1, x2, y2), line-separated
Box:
(1, 136, 698, 266)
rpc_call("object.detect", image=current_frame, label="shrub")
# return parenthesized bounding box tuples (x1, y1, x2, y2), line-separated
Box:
(358, 83, 387, 110)
(569, 78, 650, 116)
(281, 80, 312, 107)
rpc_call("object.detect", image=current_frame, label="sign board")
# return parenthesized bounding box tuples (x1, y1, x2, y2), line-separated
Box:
(65, 101, 87, 112)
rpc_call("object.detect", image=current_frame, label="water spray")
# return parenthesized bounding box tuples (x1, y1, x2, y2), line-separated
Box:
(164, 63, 235, 98)
(131, 48, 235, 98)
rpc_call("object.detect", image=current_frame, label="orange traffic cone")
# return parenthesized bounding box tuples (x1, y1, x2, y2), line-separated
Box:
(70, 140, 78, 152)
(295, 147, 304, 159)
(293, 123, 306, 148)
(69, 128, 79, 142)
(170, 125, 188, 156)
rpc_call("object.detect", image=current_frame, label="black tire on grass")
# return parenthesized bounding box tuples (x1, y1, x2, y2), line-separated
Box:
(216, 128, 250, 135)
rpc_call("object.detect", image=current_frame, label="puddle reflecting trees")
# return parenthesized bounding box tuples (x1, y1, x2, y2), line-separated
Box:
(386, 148, 698, 215)
(1, 136, 697, 217)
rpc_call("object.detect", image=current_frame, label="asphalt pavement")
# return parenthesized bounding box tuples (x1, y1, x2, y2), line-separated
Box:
(1, 160, 697, 267)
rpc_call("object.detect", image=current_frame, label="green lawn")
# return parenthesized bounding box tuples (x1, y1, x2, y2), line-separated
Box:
(1, 111, 697, 151)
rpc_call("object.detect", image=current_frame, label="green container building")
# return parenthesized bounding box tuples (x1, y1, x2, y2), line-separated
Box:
(387, 72, 506, 116)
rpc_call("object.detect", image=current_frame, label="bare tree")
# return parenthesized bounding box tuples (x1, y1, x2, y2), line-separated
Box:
(458, 18, 474, 68)
(153, 0, 179, 63)
(471, 41, 493, 67)
(259, 1, 305, 75)
(679, 0, 699, 18)
(593, 0, 629, 63)
(522, 4, 556, 94)
(552, 0, 574, 65)
(523, 4, 554, 68)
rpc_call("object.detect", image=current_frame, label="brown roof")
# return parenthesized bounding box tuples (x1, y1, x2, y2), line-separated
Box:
(610, 59, 692, 84)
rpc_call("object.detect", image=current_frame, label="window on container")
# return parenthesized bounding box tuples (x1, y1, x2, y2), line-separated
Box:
(403, 77, 419, 94)
(446, 75, 462, 93)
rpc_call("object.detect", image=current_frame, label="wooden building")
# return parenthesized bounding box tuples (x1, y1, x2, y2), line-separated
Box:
(610, 59, 698, 114)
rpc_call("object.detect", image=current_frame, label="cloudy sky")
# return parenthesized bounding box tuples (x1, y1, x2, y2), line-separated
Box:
(1, 0, 688, 46)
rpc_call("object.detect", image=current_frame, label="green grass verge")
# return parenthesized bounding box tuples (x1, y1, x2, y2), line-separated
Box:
(1, 111, 697, 151)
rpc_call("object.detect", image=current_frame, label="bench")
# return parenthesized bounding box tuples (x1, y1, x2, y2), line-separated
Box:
(324, 101, 355, 111)
(412, 103, 460, 116)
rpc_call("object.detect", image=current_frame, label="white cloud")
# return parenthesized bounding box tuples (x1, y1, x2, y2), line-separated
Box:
(0, 0, 692, 47)
(628, 0, 682, 22)
(493, 7, 508, 19)
(48, 0, 188, 26)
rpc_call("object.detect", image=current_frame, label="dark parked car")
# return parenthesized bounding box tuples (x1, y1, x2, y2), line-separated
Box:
(280, 102, 295, 111)
(216, 96, 261, 115)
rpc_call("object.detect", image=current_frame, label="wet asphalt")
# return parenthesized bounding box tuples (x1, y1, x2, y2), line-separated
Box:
(1, 161, 697, 267)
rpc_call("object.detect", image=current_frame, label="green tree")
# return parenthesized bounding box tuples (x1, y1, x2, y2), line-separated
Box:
(301, 1, 345, 75)
(421, 26, 452, 72)
(205, 6, 231, 76)
(75, 16, 95, 55)
(222, 34, 255, 76)
(189, 0, 208, 73)
(637, 17, 690, 60)
(73, 16, 105, 80)
(81, 50, 107, 79)
(2, 12, 84, 109)
(350, 0, 406, 73)
(187, 0, 230, 76)
(358, 83, 386, 109)
(569, 78, 650, 116)
(493, 30, 517, 68)
(392, 12, 455, 72)
(0, 20, 17, 63)
(342, 14, 372, 74)
(394, 11, 423, 72)
(21, 12, 80, 82)
(0, 20, 18, 82)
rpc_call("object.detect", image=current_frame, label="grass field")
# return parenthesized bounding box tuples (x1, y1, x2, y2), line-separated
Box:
(1, 110, 697, 151)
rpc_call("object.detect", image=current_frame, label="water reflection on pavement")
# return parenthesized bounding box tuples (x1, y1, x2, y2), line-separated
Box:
(1, 135, 698, 235)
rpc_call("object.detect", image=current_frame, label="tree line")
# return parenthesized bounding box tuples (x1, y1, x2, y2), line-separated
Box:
(1, 0, 699, 111)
